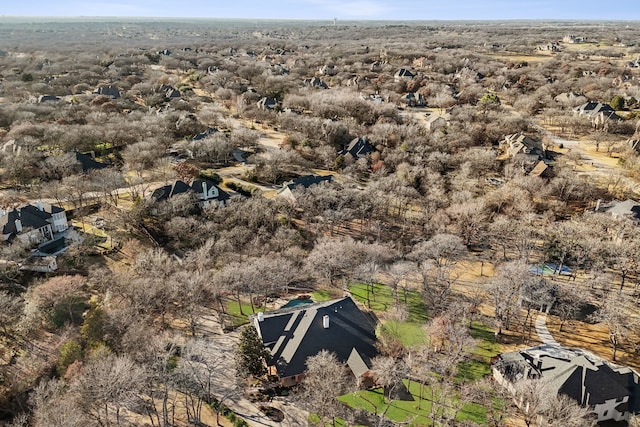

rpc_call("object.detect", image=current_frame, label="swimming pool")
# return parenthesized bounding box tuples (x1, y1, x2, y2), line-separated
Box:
(280, 297, 313, 309)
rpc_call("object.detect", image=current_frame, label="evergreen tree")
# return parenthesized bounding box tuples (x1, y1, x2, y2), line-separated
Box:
(235, 325, 270, 379)
(611, 95, 625, 111)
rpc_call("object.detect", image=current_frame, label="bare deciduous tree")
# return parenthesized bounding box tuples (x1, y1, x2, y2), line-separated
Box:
(30, 378, 88, 427)
(590, 291, 637, 361)
(72, 351, 147, 427)
(512, 379, 596, 427)
(300, 350, 355, 427)
(176, 338, 230, 425)
(411, 233, 466, 316)
(490, 260, 529, 334)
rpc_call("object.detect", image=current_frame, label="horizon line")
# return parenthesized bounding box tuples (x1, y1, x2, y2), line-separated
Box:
(1, 15, 639, 22)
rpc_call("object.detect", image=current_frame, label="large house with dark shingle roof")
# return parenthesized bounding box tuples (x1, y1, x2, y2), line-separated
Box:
(277, 174, 333, 201)
(252, 297, 379, 387)
(150, 179, 230, 214)
(493, 345, 640, 423)
(93, 85, 121, 99)
(573, 102, 622, 129)
(341, 136, 375, 160)
(0, 201, 68, 245)
(75, 152, 108, 172)
(601, 199, 640, 221)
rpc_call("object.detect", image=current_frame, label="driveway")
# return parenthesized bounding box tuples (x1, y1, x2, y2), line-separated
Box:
(198, 313, 309, 427)
(550, 135, 640, 196)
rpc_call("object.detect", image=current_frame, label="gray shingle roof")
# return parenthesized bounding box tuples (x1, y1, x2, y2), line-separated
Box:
(75, 152, 108, 172)
(280, 175, 333, 193)
(494, 345, 640, 413)
(254, 297, 378, 379)
(605, 199, 640, 220)
(0, 203, 64, 237)
(151, 180, 229, 203)
(341, 137, 375, 159)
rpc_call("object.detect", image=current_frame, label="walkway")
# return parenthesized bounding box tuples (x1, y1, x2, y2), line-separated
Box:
(535, 314, 559, 346)
(198, 314, 309, 427)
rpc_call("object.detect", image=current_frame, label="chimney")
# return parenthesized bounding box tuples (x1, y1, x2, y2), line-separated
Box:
(36, 200, 43, 211)
(257, 312, 264, 322)
(595, 199, 601, 211)
(323, 315, 330, 329)
(201, 181, 208, 199)
(533, 356, 542, 371)
(15, 219, 22, 233)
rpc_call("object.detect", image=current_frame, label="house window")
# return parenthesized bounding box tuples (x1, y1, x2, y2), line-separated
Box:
(603, 410, 608, 417)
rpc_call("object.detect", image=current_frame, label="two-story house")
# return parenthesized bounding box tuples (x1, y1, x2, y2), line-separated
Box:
(0, 201, 68, 245)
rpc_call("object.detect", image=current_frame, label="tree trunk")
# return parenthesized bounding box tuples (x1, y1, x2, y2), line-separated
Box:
(555, 252, 566, 275)
(236, 290, 244, 315)
(162, 384, 170, 427)
(522, 308, 531, 343)
(217, 297, 225, 314)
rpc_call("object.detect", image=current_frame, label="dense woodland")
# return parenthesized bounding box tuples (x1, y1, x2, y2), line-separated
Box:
(1, 18, 640, 426)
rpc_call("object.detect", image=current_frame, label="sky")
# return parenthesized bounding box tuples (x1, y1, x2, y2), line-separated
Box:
(2, 0, 640, 21)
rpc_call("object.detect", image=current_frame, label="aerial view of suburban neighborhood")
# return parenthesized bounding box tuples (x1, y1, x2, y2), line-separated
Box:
(1, 1, 640, 426)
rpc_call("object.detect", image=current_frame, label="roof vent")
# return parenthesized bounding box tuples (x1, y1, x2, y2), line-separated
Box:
(323, 315, 330, 329)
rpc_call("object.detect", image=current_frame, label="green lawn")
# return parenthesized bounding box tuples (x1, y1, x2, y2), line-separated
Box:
(311, 289, 335, 302)
(225, 300, 264, 327)
(340, 319, 498, 425)
(349, 282, 430, 348)
(308, 414, 352, 427)
(469, 321, 500, 360)
(348, 282, 428, 323)
(339, 380, 486, 426)
(455, 321, 501, 382)
(379, 320, 428, 347)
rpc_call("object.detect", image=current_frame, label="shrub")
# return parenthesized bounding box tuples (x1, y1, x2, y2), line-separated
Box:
(226, 181, 257, 197)
(49, 297, 88, 329)
(234, 418, 249, 427)
(611, 95, 625, 111)
(199, 169, 222, 184)
(57, 340, 83, 376)
(80, 306, 105, 344)
(479, 92, 501, 105)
